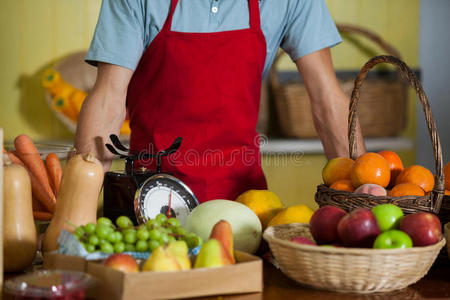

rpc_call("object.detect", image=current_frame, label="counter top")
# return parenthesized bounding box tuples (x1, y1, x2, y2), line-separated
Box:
(37, 137, 414, 155)
(198, 261, 450, 300)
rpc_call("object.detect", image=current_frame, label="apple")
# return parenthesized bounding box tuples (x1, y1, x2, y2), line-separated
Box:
(371, 204, 404, 232)
(310, 206, 347, 245)
(290, 236, 316, 246)
(337, 208, 381, 248)
(103, 253, 139, 273)
(373, 230, 413, 249)
(399, 212, 442, 246)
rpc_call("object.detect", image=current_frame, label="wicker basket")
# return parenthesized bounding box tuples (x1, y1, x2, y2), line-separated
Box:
(269, 24, 407, 138)
(263, 223, 445, 293)
(445, 222, 450, 260)
(315, 55, 446, 218)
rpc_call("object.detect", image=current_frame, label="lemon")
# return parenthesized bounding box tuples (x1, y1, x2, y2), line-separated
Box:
(236, 190, 284, 230)
(267, 204, 315, 227)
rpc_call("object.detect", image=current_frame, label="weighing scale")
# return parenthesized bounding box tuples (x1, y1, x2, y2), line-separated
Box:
(103, 135, 199, 226)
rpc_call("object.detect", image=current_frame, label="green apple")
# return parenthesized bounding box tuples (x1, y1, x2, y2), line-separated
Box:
(371, 204, 404, 232)
(373, 230, 412, 249)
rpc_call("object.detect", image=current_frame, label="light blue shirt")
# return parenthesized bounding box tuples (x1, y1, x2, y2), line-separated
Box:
(87, 0, 342, 78)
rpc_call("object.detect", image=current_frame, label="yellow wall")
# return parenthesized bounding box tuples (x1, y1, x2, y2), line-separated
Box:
(0, 0, 420, 210)
(0, 0, 101, 141)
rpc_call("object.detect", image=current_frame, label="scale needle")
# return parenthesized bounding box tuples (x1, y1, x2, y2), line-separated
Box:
(167, 189, 172, 218)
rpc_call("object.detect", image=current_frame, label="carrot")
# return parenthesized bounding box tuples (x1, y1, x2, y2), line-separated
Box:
(33, 211, 53, 221)
(13, 135, 56, 212)
(3, 148, 25, 166)
(32, 195, 48, 212)
(45, 153, 62, 196)
(30, 172, 56, 213)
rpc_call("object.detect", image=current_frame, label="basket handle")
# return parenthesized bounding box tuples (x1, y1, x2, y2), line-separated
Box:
(348, 55, 445, 212)
(269, 23, 402, 90)
(336, 24, 402, 59)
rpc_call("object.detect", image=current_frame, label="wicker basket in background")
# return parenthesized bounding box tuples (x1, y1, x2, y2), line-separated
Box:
(315, 55, 446, 218)
(269, 24, 407, 138)
(263, 223, 445, 293)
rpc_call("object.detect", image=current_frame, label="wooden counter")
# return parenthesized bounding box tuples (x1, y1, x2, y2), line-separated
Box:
(199, 261, 450, 300)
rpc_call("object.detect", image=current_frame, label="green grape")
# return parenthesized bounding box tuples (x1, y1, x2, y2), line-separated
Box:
(136, 240, 148, 252)
(136, 228, 150, 241)
(124, 244, 136, 252)
(145, 219, 158, 230)
(114, 242, 125, 253)
(174, 227, 188, 236)
(88, 235, 100, 246)
(84, 223, 96, 235)
(167, 236, 176, 243)
(155, 213, 168, 223)
(148, 240, 160, 251)
(74, 226, 85, 237)
(122, 228, 136, 236)
(96, 224, 110, 240)
(186, 235, 203, 248)
(148, 229, 162, 241)
(97, 217, 113, 227)
(99, 239, 107, 246)
(116, 216, 133, 229)
(86, 244, 95, 253)
(105, 226, 115, 235)
(107, 231, 118, 243)
(166, 218, 181, 227)
(100, 242, 114, 254)
(114, 231, 123, 242)
(159, 233, 169, 245)
(124, 231, 137, 244)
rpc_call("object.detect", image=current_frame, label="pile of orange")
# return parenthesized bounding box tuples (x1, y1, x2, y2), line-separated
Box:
(322, 150, 450, 197)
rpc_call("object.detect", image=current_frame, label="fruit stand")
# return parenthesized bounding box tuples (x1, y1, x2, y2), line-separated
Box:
(2, 54, 450, 299)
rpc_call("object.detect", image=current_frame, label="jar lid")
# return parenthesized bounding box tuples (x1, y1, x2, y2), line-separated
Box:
(4, 270, 95, 298)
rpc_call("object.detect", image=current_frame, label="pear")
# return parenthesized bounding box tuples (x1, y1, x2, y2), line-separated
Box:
(194, 239, 233, 268)
(142, 245, 182, 272)
(167, 240, 191, 270)
(209, 220, 235, 264)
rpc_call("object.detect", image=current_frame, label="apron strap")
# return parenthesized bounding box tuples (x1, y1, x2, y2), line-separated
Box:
(249, 0, 261, 30)
(163, 0, 179, 32)
(164, 0, 261, 32)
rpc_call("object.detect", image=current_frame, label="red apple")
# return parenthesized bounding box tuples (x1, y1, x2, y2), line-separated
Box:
(337, 208, 381, 247)
(399, 212, 442, 246)
(104, 253, 139, 273)
(290, 236, 316, 246)
(310, 206, 347, 245)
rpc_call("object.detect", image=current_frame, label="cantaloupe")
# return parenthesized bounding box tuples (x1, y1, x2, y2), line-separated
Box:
(186, 200, 262, 253)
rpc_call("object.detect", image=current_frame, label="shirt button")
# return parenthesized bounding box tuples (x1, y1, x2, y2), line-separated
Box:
(212, 6, 218, 13)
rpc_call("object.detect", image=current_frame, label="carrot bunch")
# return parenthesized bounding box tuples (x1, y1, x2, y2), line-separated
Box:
(3, 134, 63, 221)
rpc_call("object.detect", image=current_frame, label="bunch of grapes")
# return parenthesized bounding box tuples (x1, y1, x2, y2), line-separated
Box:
(73, 213, 202, 254)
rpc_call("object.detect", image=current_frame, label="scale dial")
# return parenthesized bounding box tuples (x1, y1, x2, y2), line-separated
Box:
(134, 174, 198, 226)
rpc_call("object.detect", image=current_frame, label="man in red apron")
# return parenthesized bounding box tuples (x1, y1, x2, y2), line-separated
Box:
(76, 0, 364, 203)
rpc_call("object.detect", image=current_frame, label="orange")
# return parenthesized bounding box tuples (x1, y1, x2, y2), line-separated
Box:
(395, 165, 435, 193)
(389, 183, 425, 197)
(322, 157, 354, 186)
(329, 179, 355, 192)
(444, 162, 450, 190)
(378, 150, 404, 188)
(350, 152, 390, 188)
(445, 190, 450, 196)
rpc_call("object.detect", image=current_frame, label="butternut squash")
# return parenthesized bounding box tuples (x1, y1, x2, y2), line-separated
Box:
(43, 153, 103, 252)
(3, 155, 38, 272)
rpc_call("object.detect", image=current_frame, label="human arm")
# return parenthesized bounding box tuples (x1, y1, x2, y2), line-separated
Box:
(74, 63, 133, 171)
(295, 48, 366, 159)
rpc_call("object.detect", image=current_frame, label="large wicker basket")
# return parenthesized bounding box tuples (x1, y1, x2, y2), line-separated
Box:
(263, 223, 445, 293)
(269, 24, 407, 138)
(315, 55, 446, 219)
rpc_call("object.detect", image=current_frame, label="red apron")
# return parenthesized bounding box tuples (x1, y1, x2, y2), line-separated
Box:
(127, 0, 267, 203)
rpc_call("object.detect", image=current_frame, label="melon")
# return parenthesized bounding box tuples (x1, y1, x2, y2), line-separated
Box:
(186, 199, 262, 253)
